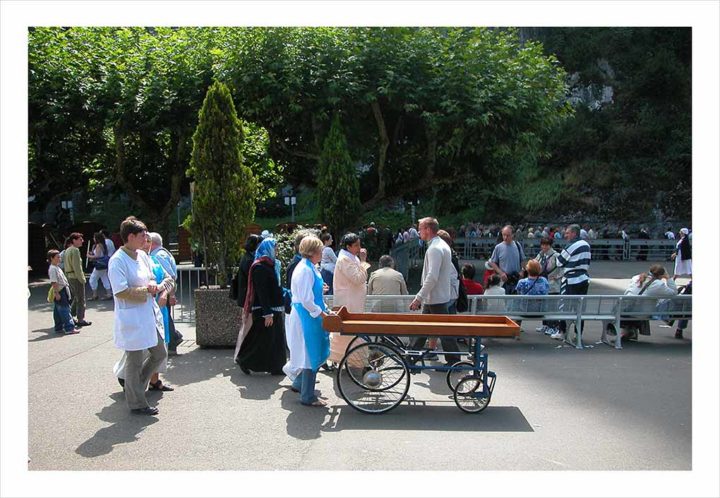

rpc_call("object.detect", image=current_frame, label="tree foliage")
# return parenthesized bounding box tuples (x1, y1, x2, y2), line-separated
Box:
(28, 27, 282, 234)
(316, 115, 361, 236)
(187, 81, 258, 286)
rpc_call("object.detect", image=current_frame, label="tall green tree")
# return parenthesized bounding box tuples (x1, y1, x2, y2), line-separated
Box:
(187, 81, 258, 286)
(316, 115, 360, 237)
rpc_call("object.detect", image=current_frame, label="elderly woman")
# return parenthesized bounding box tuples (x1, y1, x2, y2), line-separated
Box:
(329, 232, 370, 364)
(283, 236, 333, 407)
(236, 238, 287, 375)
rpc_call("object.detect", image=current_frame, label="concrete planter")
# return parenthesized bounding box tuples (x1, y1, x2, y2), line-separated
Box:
(194, 287, 242, 347)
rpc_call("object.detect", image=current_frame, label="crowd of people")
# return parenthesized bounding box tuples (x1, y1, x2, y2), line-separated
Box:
(42, 213, 692, 416)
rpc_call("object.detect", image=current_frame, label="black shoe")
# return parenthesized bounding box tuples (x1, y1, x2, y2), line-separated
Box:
(118, 378, 125, 388)
(167, 348, 178, 356)
(240, 366, 251, 375)
(131, 406, 159, 416)
(148, 380, 174, 391)
(76, 320, 92, 327)
(674, 330, 684, 339)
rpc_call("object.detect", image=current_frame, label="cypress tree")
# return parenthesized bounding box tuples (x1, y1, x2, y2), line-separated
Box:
(316, 115, 361, 237)
(187, 81, 258, 287)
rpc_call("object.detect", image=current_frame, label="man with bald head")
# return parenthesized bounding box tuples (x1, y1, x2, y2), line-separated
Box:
(149, 232, 181, 354)
(489, 225, 526, 295)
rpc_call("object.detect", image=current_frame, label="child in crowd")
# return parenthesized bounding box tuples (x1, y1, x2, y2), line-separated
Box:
(483, 274, 506, 312)
(461, 264, 485, 295)
(47, 250, 81, 335)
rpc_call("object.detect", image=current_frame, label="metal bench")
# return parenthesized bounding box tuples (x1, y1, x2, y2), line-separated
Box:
(325, 294, 692, 351)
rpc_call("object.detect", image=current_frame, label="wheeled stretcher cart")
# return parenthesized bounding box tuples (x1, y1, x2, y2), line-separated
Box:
(322, 307, 520, 414)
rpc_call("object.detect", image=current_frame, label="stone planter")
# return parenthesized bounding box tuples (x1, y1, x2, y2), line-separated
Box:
(194, 287, 242, 347)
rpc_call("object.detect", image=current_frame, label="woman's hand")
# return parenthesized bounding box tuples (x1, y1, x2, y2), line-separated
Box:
(671, 252, 677, 260)
(359, 248, 368, 262)
(158, 292, 168, 307)
(264, 315, 274, 327)
(322, 283, 329, 294)
(147, 283, 159, 296)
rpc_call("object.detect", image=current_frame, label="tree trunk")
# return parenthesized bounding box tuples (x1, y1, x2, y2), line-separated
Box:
(370, 100, 389, 203)
(113, 122, 185, 233)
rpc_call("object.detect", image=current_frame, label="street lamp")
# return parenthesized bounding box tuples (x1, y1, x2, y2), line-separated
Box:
(407, 198, 420, 225)
(284, 193, 297, 222)
(61, 199, 74, 223)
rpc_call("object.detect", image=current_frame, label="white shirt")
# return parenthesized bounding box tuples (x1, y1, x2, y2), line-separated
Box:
(48, 264, 70, 297)
(416, 236, 452, 305)
(105, 238, 116, 257)
(108, 249, 163, 351)
(320, 246, 337, 273)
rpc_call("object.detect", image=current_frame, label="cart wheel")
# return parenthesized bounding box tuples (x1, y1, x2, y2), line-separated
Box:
(445, 361, 477, 392)
(336, 341, 410, 414)
(453, 375, 490, 414)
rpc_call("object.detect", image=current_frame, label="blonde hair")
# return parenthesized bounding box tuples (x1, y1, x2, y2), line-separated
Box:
(525, 259, 542, 277)
(418, 217, 439, 233)
(299, 236, 324, 258)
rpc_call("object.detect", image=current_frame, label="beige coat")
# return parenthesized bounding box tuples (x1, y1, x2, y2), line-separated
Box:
(329, 250, 370, 362)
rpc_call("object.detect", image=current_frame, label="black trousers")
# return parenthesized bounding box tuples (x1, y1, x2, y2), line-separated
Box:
(558, 280, 589, 334)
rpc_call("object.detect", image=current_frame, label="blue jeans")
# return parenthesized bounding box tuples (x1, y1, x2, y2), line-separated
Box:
(53, 288, 75, 332)
(293, 368, 319, 405)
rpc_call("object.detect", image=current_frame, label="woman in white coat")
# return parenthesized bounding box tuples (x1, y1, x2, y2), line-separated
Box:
(283, 236, 333, 407)
(671, 228, 692, 279)
(108, 217, 171, 416)
(329, 232, 370, 364)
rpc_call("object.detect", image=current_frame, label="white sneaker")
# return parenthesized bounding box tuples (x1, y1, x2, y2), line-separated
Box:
(535, 325, 546, 333)
(545, 327, 556, 336)
(550, 331, 565, 340)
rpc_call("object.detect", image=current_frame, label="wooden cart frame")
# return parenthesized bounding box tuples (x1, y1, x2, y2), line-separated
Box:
(322, 307, 520, 414)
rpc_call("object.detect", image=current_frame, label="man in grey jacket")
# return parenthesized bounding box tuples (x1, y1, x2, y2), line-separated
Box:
(408, 217, 461, 365)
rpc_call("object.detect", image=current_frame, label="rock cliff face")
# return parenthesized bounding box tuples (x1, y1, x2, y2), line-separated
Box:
(567, 70, 614, 111)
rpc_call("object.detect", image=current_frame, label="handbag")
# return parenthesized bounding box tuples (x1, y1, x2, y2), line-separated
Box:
(94, 255, 110, 270)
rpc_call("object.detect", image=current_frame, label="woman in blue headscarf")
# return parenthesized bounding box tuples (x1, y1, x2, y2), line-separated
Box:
(236, 238, 287, 375)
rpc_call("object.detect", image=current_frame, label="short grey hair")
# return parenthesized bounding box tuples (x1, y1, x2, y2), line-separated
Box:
(378, 255, 394, 268)
(149, 232, 163, 247)
(566, 224, 581, 237)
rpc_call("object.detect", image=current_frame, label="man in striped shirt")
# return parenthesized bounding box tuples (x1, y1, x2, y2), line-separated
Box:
(551, 224, 591, 341)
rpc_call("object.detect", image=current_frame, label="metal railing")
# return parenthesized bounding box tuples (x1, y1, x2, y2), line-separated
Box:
(322, 294, 691, 351)
(390, 238, 679, 280)
(173, 266, 219, 323)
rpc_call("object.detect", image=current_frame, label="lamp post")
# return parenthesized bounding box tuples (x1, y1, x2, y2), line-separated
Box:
(284, 193, 297, 222)
(61, 199, 74, 224)
(407, 199, 420, 225)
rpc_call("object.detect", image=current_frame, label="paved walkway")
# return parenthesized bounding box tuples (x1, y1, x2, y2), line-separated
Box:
(26, 262, 691, 472)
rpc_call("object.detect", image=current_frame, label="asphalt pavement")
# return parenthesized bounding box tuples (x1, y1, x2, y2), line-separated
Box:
(26, 261, 692, 472)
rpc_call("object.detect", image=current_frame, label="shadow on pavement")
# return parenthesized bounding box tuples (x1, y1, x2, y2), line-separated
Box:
(282, 391, 532, 440)
(75, 392, 158, 458)
(29, 328, 67, 342)
(164, 347, 285, 400)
